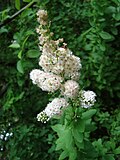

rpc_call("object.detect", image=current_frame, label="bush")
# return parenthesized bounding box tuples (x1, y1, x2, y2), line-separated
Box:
(0, 0, 120, 159)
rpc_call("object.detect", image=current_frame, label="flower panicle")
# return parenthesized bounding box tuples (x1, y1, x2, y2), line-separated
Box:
(29, 9, 96, 123)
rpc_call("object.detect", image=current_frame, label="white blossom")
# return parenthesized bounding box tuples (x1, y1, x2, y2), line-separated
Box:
(39, 47, 67, 75)
(64, 54, 82, 80)
(39, 45, 82, 79)
(62, 80, 79, 99)
(30, 69, 44, 84)
(80, 90, 96, 108)
(30, 69, 63, 92)
(37, 10, 48, 25)
(37, 98, 69, 122)
(42, 40, 57, 56)
(37, 111, 49, 123)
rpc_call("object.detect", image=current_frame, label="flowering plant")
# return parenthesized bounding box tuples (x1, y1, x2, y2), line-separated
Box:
(30, 9, 97, 160)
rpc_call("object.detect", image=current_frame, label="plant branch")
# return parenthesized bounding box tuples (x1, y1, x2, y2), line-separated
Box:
(0, 0, 37, 28)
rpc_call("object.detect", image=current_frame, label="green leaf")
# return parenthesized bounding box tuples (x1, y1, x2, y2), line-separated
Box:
(82, 109, 97, 120)
(75, 141, 84, 149)
(23, 0, 31, 2)
(21, 9, 33, 18)
(52, 124, 64, 136)
(84, 141, 98, 158)
(114, 146, 120, 154)
(111, 28, 118, 35)
(69, 149, 77, 160)
(78, 119, 85, 132)
(0, 27, 8, 33)
(56, 137, 65, 151)
(17, 60, 24, 74)
(18, 50, 22, 59)
(103, 155, 115, 160)
(65, 129, 73, 150)
(26, 30, 34, 36)
(99, 31, 113, 40)
(105, 6, 116, 14)
(99, 44, 106, 51)
(59, 151, 68, 160)
(114, 13, 120, 21)
(72, 129, 83, 143)
(26, 50, 40, 58)
(15, 0, 20, 10)
(9, 43, 20, 48)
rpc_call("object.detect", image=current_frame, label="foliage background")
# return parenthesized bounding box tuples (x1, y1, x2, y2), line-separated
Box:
(0, 0, 120, 159)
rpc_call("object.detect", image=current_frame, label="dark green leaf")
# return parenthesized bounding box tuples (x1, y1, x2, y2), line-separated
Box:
(114, 13, 120, 21)
(26, 50, 40, 58)
(103, 155, 115, 160)
(99, 31, 113, 40)
(82, 109, 97, 120)
(17, 60, 24, 74)
(114, 146, 120, 154)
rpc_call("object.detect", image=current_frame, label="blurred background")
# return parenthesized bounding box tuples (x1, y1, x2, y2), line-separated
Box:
(0, 0, 120, 159)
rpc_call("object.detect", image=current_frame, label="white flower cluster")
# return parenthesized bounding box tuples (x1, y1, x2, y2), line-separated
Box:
(37, 9, 48, 25)
(39, 43, 82, 80)
(37, 98, 69, 123)
(62, 80, 80, 99)
(80, 90, 96, 108)
(30, 9, 96, 123)
(30, 69, 63, 92)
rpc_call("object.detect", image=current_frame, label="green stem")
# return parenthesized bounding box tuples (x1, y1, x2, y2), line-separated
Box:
(0, 0, 38, 28)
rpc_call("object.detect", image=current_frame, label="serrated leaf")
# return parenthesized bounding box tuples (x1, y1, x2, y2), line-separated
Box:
(26, 50, 40, 58)
(59, 151, 68, 160)
(99, 31, 113, 40)
(9, 43, 20, 48)
(72, 129, 83, 143)
(52, 124, 64, 136)
(17, 60, 24, 74)
(56, 138, 65, 150)
(82, 109, 97, 120)
(65, 129, 73, 150)
(15, 0, 20, 10)
(69, 149, 77, 160)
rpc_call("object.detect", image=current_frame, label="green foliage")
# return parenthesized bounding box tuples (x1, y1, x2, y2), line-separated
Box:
(15, 0, 21, 10)
(52, 106, 97, 160)
(0, 2, 58, 160)
(0, 0, 120, 159)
